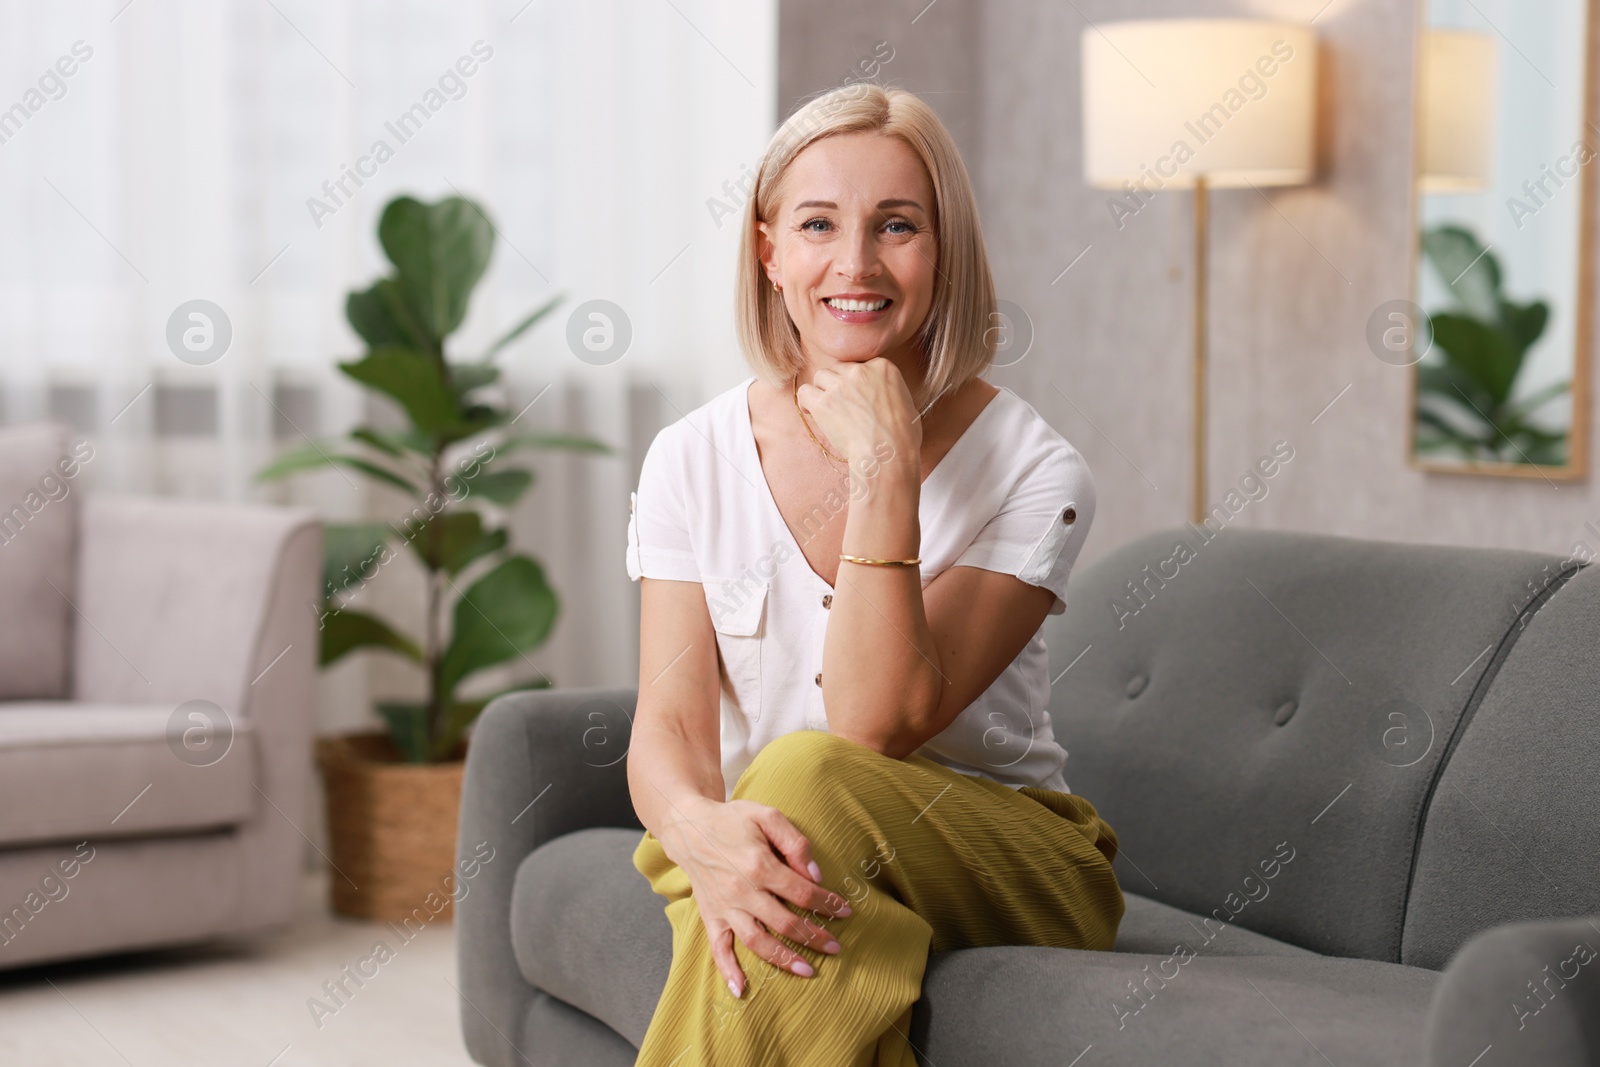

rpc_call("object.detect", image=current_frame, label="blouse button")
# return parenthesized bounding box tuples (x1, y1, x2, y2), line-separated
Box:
(822, 594, 833, 609)
(814, 673, 823, 687)
(1062, 506, 1077, 524)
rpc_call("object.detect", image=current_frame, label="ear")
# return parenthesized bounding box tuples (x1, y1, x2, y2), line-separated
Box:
(755, 219, 780, 287)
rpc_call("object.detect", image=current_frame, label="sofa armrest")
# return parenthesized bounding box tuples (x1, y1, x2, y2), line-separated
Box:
(72, 495, 320, 713)
(1423, 914, 1600, 1066)
(72, 494, 323, 934)
(456, 686, 641, 1067)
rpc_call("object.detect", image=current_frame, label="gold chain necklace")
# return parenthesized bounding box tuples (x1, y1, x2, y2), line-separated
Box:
(793, 376, 846, 466)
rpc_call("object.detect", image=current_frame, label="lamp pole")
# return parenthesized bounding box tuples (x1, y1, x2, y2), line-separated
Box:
(1191, 174, 1209, 525)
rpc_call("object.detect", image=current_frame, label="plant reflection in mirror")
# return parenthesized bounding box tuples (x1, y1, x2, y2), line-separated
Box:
(1414, 223, 1569, 465)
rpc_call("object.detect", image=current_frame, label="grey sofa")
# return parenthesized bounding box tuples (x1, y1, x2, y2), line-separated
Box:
(0, 421, 323, 971)
(456, 525, 1600, 1065)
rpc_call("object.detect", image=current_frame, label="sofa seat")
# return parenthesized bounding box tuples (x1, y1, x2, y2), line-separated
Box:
(509, 826, 1420, 1062)
(0, 702, 258, 848)
(913, 946, 1437, 1065)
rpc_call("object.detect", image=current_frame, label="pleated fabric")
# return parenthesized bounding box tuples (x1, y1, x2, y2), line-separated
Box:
(632, 728, 1126, 1066)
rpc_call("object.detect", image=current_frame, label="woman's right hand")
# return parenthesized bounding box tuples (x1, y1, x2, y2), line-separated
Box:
(660, 796, 854, 998)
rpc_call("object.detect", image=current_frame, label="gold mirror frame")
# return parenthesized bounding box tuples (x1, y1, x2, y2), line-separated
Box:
(1406, 1, 1595, 481)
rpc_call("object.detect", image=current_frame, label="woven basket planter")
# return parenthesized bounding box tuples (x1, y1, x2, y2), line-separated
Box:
(315, 730, 467, 922)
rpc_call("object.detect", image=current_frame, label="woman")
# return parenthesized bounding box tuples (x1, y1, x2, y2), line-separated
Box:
(624, 83, 1124, 1066)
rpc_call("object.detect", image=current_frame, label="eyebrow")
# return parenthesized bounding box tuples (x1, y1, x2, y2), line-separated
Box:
(792, 198, 926, 213)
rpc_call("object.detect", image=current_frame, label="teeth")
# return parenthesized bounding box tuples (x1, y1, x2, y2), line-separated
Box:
(826, 297, 889, 312)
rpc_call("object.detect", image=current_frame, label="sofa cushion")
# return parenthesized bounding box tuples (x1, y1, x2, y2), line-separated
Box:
(0, 421, 81, 700)
(511, 826, 1324, 1051)
(0, 702, 257, 847)
(512, 828, 673, 1048)
(1402, 561, 1600, 969)
(912, 945, 1438, 1066)
(1051, 526, 1577, 962)
(1115, 888, 1316, 958)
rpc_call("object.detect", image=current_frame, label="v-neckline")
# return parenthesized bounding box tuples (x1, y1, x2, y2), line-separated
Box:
(739, 376, 1006, 590)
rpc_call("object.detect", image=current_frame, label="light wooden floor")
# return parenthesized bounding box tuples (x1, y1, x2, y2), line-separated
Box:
(0, 869, 479, 1066)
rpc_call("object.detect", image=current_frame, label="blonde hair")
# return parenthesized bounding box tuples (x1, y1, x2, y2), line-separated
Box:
(734, 84, 998, 410)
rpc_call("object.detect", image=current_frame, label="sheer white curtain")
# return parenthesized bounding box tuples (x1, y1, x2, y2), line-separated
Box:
(0, 0, 776, 714)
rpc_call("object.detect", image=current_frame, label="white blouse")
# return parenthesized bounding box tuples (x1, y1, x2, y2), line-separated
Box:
(625, 376, 1095, 800)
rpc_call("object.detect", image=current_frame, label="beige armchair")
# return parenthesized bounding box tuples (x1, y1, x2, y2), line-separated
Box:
(0, 421, 322, 971)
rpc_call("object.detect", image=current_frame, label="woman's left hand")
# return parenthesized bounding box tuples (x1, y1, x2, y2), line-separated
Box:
(795, 358, 922, 472)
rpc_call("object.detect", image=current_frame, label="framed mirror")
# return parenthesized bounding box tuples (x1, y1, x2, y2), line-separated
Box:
(1407, 0, 1594, 479)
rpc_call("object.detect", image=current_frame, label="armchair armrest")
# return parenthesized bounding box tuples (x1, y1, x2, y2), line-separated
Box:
(456, 686, 641, 1067)
(1423, 914, 1600, 1066)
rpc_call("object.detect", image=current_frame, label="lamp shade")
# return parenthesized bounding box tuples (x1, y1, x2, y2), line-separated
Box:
(1418, 29, 1498, 192)
(1082, 20, 1317, 189)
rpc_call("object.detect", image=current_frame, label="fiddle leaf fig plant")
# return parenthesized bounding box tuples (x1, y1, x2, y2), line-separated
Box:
(1414, 224, 1569, 465)
(258, 194, 610, 763)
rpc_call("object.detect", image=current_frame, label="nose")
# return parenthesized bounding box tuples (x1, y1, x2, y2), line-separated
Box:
(833, 218, 882, 283)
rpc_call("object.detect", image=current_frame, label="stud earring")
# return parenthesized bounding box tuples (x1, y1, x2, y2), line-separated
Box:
(773, 280, 782, 292)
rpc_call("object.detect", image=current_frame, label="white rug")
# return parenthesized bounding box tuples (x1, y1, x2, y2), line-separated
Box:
(0, 869, 479, 1066)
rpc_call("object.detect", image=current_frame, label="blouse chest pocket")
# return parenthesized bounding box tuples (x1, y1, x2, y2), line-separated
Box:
(702, 575, 767, 723)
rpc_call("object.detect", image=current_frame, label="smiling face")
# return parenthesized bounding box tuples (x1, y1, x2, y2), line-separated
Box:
(756, 131, 939, 381)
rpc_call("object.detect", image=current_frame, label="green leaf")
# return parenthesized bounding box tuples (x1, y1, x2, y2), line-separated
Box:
(449, 361, 500, 396)
(376, 701, 430, 763)
(434, 407, 509, 447)
(342, 456, 423, 496)
(429, 700, 484, 761)
(1427, 313, 1524, 409)
(1498, 299, 1550, 351)
(1502, 378, 1570, 422)
(378, 196, 494, 341)
(450, 527, 508, 575)
(339, 346, 462, 434)
(346, 277, 433, 353)
(403, 510, 509, 575)
(495, 431, 613, 456)
(319, 609, 424, 667)
(1415, 356, 1474, 397)
(255, 443, 420, 496)
(437, 556, 558, 702)
(480, 295, 563, 361)
(1423, 224, 1501, 320)
(323, 522, 391, 598)
(350, 427, 406, 457)
(461, 468, 534, 506)
(351, 426, 437, 457)
(1415, 406, 1482, 450)
(256, 442, 336, 482)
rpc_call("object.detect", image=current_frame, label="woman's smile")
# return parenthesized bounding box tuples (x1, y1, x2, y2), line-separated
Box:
(822, 292, 895, 323)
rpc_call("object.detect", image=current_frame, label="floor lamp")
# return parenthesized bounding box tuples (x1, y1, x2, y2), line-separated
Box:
(1081, 20, 1317, 524)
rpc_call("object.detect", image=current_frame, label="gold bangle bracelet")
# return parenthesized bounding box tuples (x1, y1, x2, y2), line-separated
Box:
(838, 553, 922, 567)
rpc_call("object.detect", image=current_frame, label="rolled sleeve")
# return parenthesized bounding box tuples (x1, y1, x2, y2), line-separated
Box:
(951, 444, 1095, 614)
(625, 424, 701, 583)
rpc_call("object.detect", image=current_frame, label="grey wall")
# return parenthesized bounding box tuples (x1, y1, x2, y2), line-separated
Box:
(777, 0, 1600, 579)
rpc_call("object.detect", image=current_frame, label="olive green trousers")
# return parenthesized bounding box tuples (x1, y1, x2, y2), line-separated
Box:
(632, 728, 1125, 1066)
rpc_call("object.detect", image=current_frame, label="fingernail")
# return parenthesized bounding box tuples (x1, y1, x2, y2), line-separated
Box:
(822, 940, 841, 955)
(807, 860, 822, 883)
(790, 958, 814, 977)
(838, 902, 852, 917)
(728, 979, 741, 998)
